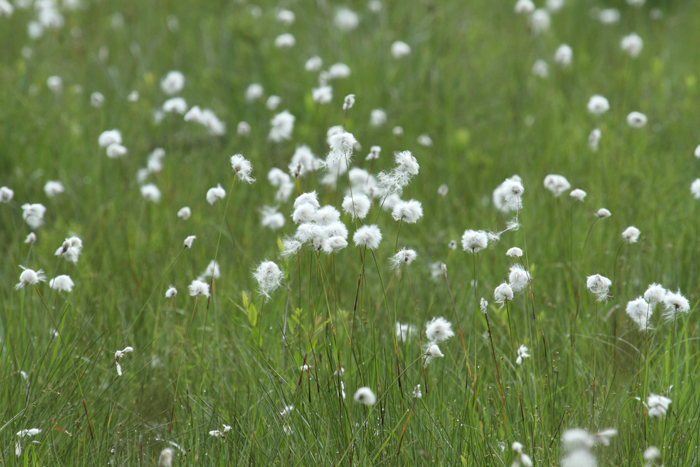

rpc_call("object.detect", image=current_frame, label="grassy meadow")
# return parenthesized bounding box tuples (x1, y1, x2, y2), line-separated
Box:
(1, 0, 700, 465)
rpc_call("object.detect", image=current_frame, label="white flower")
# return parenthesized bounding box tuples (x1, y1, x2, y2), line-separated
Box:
(16, 428, 41, 438)
(229, 154, 254, 183)
(237, 121, 251, 136)
(626, 297, 651, 331)
(25, 232, 37, 244)
(529, 9, 551, 33)
(532, 59, 549, 78)
(647, 393, 672, 417)
(127, 90, 139, 102)
(141, 184, 161, 203)
(163, 97, 187, 114)
(312, 86, 333, 104)
(599, 8, 620, 24)
(561, 449, 596, 467)
(0, 0, 14, 16)
(274, 33, 296, 48)
(146, 148, 166, 173)
(245, 83, 263, 101)
(514, 0, 535, 14)
(326, 131, 357, 172)
(261, 206, 285, 231)
(363, 146, 381, 163)
(506, 247, 523, 258)
(395, 322, 417, 342)
(114, 346, 134, 376)
(438, 184, 448, 197)
(586, 274, 612, 301)
(377, 151, 420, 196)
(587, 95, 610, 115)
(393, 126, 404, 136)
(461, 229, 488, 253)
(589, 128, 602, 151)
(692, 179, 700, 199)
(553, 44, 573, 66)
(305, 56, 323, 72)
(281, 239, 302, 259)
(183, 235, 196, 249)
(98, 129, 122, 147)
(370, 109, 387, 127)
(159, 448, 174, 467)
(353, 387, 376, 405)
(626, 111, 647, 128)
(0, 186, 14, 202)
(165, 286, 177, 298)
(391, 41, 411, 59)
(424, 343, 444, 366)
(253, 261, 283, 299)
(621, 33, 643, 58)
(43, 180, 64, 197)
(392, 199, 423, 223)
(54, 236, 83, 263)
(269, 110, 295, 142)
(206, 184, 226, 205)
(480, 298, 488, 314)
(561, 429, 596, 451)
(184, 106, 203, 123)
(622, 226, 640, 243)
(201, 260, 220, 279)
(292, 203, 317, 224)
(341, 94, 355, 111)
(188, 280, 210, 297)
(322, 236, 348, 254)
(161, 71, 185, 95)
(596, 208, 611, 218)
(515, 345, 530, 365)
(543, 174, 571, 197)
(328, 63, 351, 79)
(413, 384, 422, 398)
(390, 248, 417, 270)
(494, 282, 514, 305)
(662, 290, 690, 321)
(570, 188, 587, 202)
(643, 447, 661, 462)
(106, 143, 128, 159)
(644, 283, 666, 304)
(342, 194, 371, 220)
(509, 264, 531, 292)
(177, 207, 191, 220)
(417, 134, 433, 147)
(425, 317, 454, 343)
(90, 91, 104, 107)
(22, 203, 47, 229)
(49, 275, 74, 292)
(276, 8, 295, 25)
(353, 225, 382, 249)
(335, 7, 359, 31)
(46, 75, 62, 93)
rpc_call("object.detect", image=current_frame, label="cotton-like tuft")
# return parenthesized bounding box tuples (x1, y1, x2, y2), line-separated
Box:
(516, 345, 530, 365)
(647, 393, 671, 417)
(0, 186, 14, 202)
(391, 41, 411, 59)
(163, 97, 187, 114)
(391, 199, 423, 223)
(178, 207, 191, 220)
(106, 143, 128, 158)
(253, 261, 284, 298)
(570, 188, 587, 201)
(390, 248, 417, 270)
(161, 71, 185, 95)
(586, 274, 612, 301)
(514, 0, 535, 14)
(532, 59, 549, 78)
(494, 282, 514, 305)
(626, 111, 647, 128)
(596, 208, 611, 218)
(312, 86, 333, 104)
(269, 110, 295, 142)
(44, 180, 64, 197)
(206, 184, 226, 205)
(230, 154, 255, 183)
(15, 267, 46, 290)
(54, 236, 83, 263)
(508, 264, 530, 292)
(141, 184, 161, 203)
(305, 56, 323, 72)
(622, 226, 640, 243)
(335, 8, 359, 31)
(553, 44, 572, 66)
(322, 236, 348, 254)
(626, 297, 651, 331)
(49, 275, 74, 292)
(425, 317, 454, 343)
(245, 83, 263, 101)
(342, 194, 371, 219)
(165, 286, 177, 298)
(544, 174, 571, 197)
(587, 95, 610, 115)
(462, 229, 488, 253)
(506, 247, 523, 258)
(188, 280, 210, 297)
(98, 129, 122, 147)
(353, 225, 382, 249)
(620, 33, 643, 58)
(589, 128, 602, 151)
(662, 290, 690, 321)
(644, 283, 666, 304)
(22, 203, 47, 229)
(353, 387, 376, 405)
(183, 235, 196, 249)
(529, 9, 550, 33)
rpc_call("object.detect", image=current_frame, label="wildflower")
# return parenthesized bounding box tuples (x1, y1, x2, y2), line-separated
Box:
(188, 280, 210, 297)
(323, 236, 348, 254)
(393, 126, 404, 136)
(570, 188, 587, 201)
(22, 203, 47, 229)
(561, 449, 596, 467)
(366, 146, 381, 161)
(281, 239, 302, 259)
(161, 71, 185, 95)
(292, 203, 317, 224)
(353, 225, 382, 249)
(532, 59, 549, 78)
(587, 95, 610, 115)
(621, 33, 643, 58)
(15, 267, 46, 290)
(98, 129, 122, 147)
(647, 393, 671, 417)
(147, 148, 166, 173)
(437, 184, 448, 197)
(49, 275, 74, 292)
(305, 56, 323, 71)
(509, 264, 531, 292)
(353, 387, 376, 405)
(480, 298, 488, 314)
(626, 297, 651, 331)
(106, 143, 128, 158)
(114, 346, 133, 376)
(515, 345, 530, 365)
(177, 207, 191, 220)
(501, 177, 525, 211)
(589, 128, 602, 151)
(343, 94, 355, 110)
(425, 317, 454, 343)
(88, 91, 104, 108)
(413, 384, 422, 398)
(622, 226, 640, 243)
(417, 134, 433, 147)
(261, 206, 285, 230)
(561, 429, 596, 450)
(462, 229, 488, 253)
(184, 106, 202, 123)
(163, 97, 187, 114)
(543, 174, 571, 197)
(662, 290, 690, 321)
(553, 44, 573, 67)
(390, 248, 417, 270)
(644, 283, 666, 304)
(206, 184, 226, 205)
(54, 236, 82, 263)
(201, 260, 220, 279)
(25, 232, 37, 244)
(626, 111, 647, 128)
(158, 448, 174, 467)
(229, 154, 254, 183)
(514, 0, 535, 14)
(395, 322, 417, 342)
(392, 199, 423, 223)
(127, 90, 139, 102)
(335, 8, 359, 31)
(245, 83, 263, 101)
(424, 343, 444, 366)
(529, 9, 551, 33)
(141, 184, 161, 203)
(0, 186, 14, 202)
(328, 63, 351, 79)
(46, 75, 63, 93)
(598, 8, 620, 24)
(165, 286, 177, 298)
(494, 282, 514, 305)
(596, 208, 611, 218)
(340, 194, 370, 220)
(391, 41, 411, 59)
(586, 274, 612, 301)
(183, 235, 196, 249)
(253, 261, 283, 298)
(16, 428, 41, 438)
(643, 447, 661, 464)
(692, 179, 700, 199)
(382, 194, 402, 211)
(269, 110, 295, 142)
(593, 429, 618, 446)
(274, 33, 296, 48)
(506, 247, 523, 258)
(312, 86, 332, 104)
(237, 121, 251, 136)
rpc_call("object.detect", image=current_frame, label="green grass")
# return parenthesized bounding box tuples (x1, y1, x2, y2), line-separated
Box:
(1, 0, 699, 465)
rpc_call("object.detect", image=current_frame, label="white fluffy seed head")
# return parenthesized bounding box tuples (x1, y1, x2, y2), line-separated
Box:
(461, 230, 488, 254)
(494, 282, 514, 305)
(587, 94, 610, 115)
(165, 286, 177, 299)
(570, 188, 587, 201)
(183, 235, 196, 249)
(206, 184, 226, 205)
(188, 280, 210, 297)
(353, 225, 382, 249)
(391, 199, 423, 223)
(230, 154, 255, 183)
(586, 274, 612, 301)
(342, 194, 371, 220)
(508, 264, 531, 292)
(506, 247, 523, 258)
(644, 283, 666, 304)
(389, 248, 417, 270)
(253, 261, 283, 298)
(353, 387, 376, 405)
(177, 206, 191, 220)
(622, 226, 640, 243)
(544, 174, 571, 197)
(596, 208, 611, 219)
(425, 317, 454, 343)
(49, 275, 74, 292)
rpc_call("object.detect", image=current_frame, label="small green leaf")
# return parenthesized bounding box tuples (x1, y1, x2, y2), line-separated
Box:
(248, 303, 257, 327)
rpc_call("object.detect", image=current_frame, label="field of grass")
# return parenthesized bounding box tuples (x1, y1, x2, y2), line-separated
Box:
(1, 0, 699, 465)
